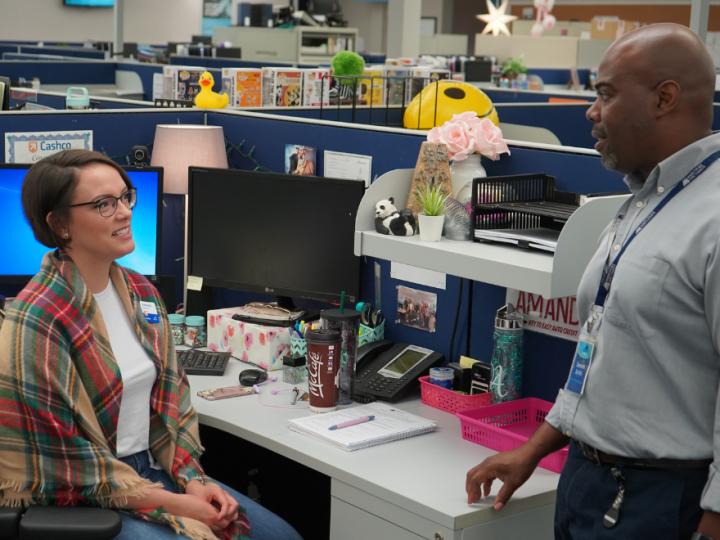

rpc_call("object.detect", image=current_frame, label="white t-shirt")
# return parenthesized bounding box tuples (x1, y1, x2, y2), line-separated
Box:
(94, 281, 157, 458)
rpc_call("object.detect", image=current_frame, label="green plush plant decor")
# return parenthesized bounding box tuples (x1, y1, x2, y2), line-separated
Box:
(416, 185, 448, 216)
(331, 51, 365, 85)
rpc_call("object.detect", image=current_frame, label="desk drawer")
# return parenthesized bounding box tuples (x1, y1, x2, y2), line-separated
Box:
(331, 480, 455, 540)
(331, 497, 425, 540)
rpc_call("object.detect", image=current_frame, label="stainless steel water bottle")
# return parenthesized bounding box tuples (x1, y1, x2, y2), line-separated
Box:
(490, 303, 524, 403)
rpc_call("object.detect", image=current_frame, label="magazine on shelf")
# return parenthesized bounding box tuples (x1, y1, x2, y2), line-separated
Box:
(474, 227, 560, 253)
(288, 402, 437, 451)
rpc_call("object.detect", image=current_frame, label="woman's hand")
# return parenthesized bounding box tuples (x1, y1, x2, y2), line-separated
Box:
(185, 479, 240, 530)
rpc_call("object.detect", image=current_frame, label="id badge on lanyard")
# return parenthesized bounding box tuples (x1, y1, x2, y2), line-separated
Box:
(565, 304, 603, 395)
(563, 150, 720, 394)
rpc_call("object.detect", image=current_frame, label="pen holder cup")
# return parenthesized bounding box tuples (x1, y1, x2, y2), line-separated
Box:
(290, 335, 307, 358)
(358, 321, 385, 347)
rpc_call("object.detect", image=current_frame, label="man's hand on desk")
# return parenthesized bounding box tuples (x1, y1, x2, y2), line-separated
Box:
(466, 422, 567, 510)
(185, 479, 240, 531)
(465, 445, 540, 510)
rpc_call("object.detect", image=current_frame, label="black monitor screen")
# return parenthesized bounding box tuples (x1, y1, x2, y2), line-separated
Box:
(191, 35, 213, 45)
(188, 168, 364, 304)
(299, 0, 340, 15)
(0, 164, 162, 283)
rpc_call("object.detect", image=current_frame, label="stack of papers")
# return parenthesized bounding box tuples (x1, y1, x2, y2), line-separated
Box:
(288, 402, 437, 451)
(474, 227, 560, 253)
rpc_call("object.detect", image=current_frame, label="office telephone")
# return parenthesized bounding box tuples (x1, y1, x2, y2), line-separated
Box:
(352, 340, 444, 403)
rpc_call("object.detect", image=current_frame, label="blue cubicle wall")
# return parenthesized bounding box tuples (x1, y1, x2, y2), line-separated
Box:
(0, 108, 626, 401)
(6, 59, 719, 150)
(207, 110, 625, 400)
(529, 68, 590, 87)
(10, 91, 154, 110)
(482, 87, 594, 104)
(206, 111, 626, 398)
(170, 55, 318, 69)
(0, 61, 115, 85)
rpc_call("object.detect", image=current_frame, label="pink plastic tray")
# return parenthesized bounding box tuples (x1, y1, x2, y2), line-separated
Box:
(419, 375, 491, 414)
(456, 397, 568, 473)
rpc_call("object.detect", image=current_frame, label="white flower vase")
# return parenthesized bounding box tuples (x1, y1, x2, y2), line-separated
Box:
(450, 154, 487, 205)
(418, 214, 445, 242)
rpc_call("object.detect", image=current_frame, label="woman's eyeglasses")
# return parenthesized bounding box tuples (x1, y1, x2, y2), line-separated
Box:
(60, 188, 137, 218)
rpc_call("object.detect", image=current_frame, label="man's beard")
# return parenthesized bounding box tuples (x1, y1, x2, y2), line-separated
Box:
(599, 148, 619, 172)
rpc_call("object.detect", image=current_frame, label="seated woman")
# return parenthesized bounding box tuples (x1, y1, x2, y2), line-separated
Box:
(0, 150, 302, 540)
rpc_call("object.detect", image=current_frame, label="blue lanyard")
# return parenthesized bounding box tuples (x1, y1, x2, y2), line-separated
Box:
(594, 150, 720, 308)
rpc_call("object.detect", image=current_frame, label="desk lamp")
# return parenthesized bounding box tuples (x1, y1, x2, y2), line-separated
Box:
(150, 124, 228, 194)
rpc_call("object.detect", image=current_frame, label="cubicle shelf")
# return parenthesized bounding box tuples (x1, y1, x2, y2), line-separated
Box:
(354, 169, 628, 298)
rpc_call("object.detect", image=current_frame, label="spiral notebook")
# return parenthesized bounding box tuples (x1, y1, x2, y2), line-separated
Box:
(288, 402, 437, 451)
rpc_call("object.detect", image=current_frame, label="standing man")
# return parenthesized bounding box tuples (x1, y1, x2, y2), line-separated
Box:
(466, 23, 720, 539)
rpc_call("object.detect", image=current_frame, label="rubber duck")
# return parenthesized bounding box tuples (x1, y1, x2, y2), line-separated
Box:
(194, 71, 229, 109)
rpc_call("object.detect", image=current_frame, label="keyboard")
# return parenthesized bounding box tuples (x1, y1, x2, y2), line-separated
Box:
(177, 349, 230, 376)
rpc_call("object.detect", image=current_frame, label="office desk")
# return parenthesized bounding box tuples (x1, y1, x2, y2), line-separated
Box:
(189, 359, 558, 540)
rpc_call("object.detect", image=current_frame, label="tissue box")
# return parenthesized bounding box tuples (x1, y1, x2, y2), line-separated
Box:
(207, 308, 292, 371)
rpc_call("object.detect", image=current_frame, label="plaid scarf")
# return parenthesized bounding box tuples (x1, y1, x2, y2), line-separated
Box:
(0, 251, 249, 540)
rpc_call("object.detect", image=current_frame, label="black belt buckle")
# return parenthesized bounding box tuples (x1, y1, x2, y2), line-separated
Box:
(578, 440, 603, 465)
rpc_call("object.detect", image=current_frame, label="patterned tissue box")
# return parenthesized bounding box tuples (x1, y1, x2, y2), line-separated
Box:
(207, 307, 292, 371)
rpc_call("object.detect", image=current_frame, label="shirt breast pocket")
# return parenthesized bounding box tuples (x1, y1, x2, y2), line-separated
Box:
(604, 256, 670, 337)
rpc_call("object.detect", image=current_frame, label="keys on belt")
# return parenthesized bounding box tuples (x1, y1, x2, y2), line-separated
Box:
(574, 440, 712, 530)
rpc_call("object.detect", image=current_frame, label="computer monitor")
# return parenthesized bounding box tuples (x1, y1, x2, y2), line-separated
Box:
(299, 0, 340, 16)
(0, 76, 11, 111)
(192, 35, 213, 46)
(187, 168, 364, 305)
(0, 164, 162, 283)
(215, 46, 242, 59)
(63, 0, 114, 6)
(122, 42, 138, 58)
(464, 59, 493, 82)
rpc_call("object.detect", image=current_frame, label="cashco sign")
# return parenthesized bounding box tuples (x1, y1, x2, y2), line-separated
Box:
(5, 130, 93, 163)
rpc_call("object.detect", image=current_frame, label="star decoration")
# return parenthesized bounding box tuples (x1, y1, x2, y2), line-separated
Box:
(477, 0, 518, 37)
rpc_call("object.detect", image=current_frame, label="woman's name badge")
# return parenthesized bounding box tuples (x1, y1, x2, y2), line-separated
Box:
(140, 301, 159, 324)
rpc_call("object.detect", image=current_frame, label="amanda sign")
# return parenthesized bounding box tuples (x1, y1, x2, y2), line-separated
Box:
(506, 289, 580, 342)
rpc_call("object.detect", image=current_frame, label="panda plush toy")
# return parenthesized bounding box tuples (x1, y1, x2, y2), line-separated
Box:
(374, 197, 416, 236)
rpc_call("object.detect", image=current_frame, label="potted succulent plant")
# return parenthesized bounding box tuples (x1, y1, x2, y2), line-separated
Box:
(500, 57, 528, 88)
(416, 184, 449, 242)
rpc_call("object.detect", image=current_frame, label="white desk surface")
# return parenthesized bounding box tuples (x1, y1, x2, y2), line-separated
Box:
(189, 358, 559, 532)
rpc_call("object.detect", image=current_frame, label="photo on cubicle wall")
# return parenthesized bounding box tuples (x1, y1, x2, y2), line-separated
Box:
(396, 285, 437, 333)
(285, 144, 316, 176)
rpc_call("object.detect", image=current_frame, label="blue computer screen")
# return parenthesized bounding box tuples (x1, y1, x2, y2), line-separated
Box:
(64, 0, 115, 6)
(0, 165, 161, 279)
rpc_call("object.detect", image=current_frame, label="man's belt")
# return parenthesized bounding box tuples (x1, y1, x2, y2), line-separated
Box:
(575, 440, 712, 471)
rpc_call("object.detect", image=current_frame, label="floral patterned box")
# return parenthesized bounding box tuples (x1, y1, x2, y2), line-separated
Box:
(207, 308, 292, 371)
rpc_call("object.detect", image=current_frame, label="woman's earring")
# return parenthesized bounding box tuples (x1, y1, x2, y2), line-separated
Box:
(63, 233, 69, 240)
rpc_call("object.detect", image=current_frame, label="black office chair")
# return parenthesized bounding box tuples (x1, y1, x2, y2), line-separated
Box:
(0, 506, 121, 540)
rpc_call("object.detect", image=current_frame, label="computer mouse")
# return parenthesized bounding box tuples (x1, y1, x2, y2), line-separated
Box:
(239, 368, 268, 387)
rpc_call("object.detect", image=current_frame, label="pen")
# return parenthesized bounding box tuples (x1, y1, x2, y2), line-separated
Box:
(328, 415, 375, 431)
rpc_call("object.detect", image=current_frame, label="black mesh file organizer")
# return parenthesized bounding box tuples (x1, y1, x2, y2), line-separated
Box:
(471, 173, 581, 251)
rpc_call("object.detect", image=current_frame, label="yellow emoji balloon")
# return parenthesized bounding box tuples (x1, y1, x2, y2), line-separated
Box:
(403, 81, 498, 129)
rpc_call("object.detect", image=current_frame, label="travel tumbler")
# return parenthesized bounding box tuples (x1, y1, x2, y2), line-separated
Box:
(305, 328, 342, 412)
(321, 309, 361, 405)
(490, 303, 524, 403)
